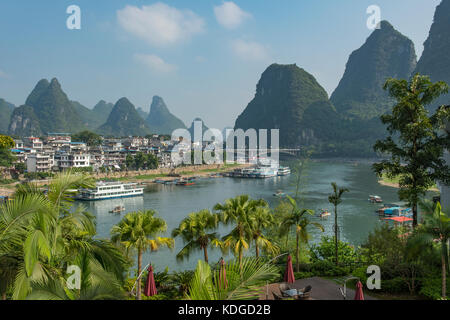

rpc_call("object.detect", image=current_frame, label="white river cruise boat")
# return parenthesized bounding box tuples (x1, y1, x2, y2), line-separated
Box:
(77, 181, 144, 201)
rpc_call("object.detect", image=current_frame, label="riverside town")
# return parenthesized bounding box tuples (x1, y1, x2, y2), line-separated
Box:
(0, 0, 449, 315)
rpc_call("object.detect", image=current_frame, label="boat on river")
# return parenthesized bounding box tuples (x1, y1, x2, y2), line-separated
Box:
(318, 209, 331, 218)
(176, 179, 195, 186)
(368, 195, 383, 203)
(273, 190, 286, 197)
(77, 181, 144, 201)
(109, 206, 125, 214)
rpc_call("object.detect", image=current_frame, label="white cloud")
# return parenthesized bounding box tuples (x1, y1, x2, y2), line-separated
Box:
(134, 54, 177, 73)
(214, 2, 251, 29)
(231, 39, 269, 61)
(117, 3, 205, 47)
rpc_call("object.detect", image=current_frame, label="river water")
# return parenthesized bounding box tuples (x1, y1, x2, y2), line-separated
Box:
(77, 160, 412, 272)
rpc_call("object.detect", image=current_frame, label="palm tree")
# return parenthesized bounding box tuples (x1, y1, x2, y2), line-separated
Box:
(409, 202, 449, 299)
(187, 257, 279, 300)
(171, 209, 219, 263)
(213, 195, 266, 268)
(249, 206, 279, 258)
(111, 210, 174, 300)
(0, 171, 127, 300)
(328, 182, 349, 266)
(280, 196, 323, 272)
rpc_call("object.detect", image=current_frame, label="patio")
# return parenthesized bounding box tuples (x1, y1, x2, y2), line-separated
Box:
(259, 277, 378, 300)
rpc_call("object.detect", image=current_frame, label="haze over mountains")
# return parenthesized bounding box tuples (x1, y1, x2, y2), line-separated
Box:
(1, 1, 448, 157)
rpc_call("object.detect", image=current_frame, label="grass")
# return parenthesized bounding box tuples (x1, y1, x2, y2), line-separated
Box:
(379, 173, 439, 191)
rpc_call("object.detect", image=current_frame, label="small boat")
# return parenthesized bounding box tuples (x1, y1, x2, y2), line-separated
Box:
(273, 190, 286, 197)
(176, 179, 195, 186)
(368, 195, 383, 203)
(318, 209, 331, 218)
(109, 206, 125, 214)
(277, 166, 291, 176)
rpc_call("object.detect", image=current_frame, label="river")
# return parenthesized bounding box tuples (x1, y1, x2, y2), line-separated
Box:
(77, 160, 416, 272)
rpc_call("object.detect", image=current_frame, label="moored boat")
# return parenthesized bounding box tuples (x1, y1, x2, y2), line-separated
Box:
(77, 181, 144, 201)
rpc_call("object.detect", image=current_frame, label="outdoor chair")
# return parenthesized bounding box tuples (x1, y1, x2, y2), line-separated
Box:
(296, 285, 312, 300)
(279, 283, 293, 297)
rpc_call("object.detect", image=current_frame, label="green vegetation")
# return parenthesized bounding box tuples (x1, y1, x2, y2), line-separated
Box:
(111, 210, 174, 300)
(373, 74, 449, 227)
(328, 182, 349, 266)
(71, 130, 102, 146)
(172, 209, 220, 263)
(125, 152, 158, 170)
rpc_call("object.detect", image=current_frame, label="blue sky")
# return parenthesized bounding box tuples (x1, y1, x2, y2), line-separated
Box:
(0, 0, 441, 129)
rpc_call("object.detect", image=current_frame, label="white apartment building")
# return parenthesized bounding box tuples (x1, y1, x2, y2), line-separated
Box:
(56, 153, 91, 170)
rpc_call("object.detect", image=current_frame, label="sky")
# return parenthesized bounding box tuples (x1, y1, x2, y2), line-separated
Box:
(0, 0, 442, 129)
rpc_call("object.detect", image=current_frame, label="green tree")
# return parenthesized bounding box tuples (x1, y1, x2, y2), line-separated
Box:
(71, 130, 102, 147)
(408, 202, 450, 299)
(213, 195, 266, 268)
(0, 135, 14, 149)
(0, 171, 129, 300)
(249, 206, 279, 258)
(171, 209, 220, 263)
(111, 210, 174, 300)
(125, 154, 134, 169)
(373, 74, 450, 227)
(280, 196, 323, 272)
(328, 182, 349, 266)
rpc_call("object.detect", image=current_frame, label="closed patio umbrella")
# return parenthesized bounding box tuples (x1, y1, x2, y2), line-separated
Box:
(354, 281, 364, 300)
(284, 254, 295, 284)
(144, 265, 157, 297)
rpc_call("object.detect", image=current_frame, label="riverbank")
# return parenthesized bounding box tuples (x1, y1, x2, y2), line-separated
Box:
(378, 174, 439, 192)
(115, 163, 251, 183)
(0, 164, 251, 196)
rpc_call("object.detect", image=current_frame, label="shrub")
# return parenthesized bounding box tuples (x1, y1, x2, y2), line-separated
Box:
(419, 277, 449, 300)
(310, 236, 359, 265)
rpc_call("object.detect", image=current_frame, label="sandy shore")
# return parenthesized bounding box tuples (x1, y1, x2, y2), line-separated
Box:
(378, 179, 439, 192)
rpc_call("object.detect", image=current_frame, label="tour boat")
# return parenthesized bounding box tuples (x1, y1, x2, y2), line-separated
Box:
(77, 182, 144, 201)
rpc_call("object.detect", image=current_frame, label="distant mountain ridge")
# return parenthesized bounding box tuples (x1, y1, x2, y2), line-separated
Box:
(0, 98, 15, 134)
(330, 20, 417, 120)
(234, 63, 337, 147)
(414, 0, 450, 111)
(146, 96, 186, 135)
(97, 97, 151, 137)
(9, 78, 86, 136)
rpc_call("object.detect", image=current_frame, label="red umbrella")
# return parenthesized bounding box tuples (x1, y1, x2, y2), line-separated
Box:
(284, 254, 295, 284)
(219, 259, 228, 289)
(144, 265, 157, 297)
(354, 281, 364, 300)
